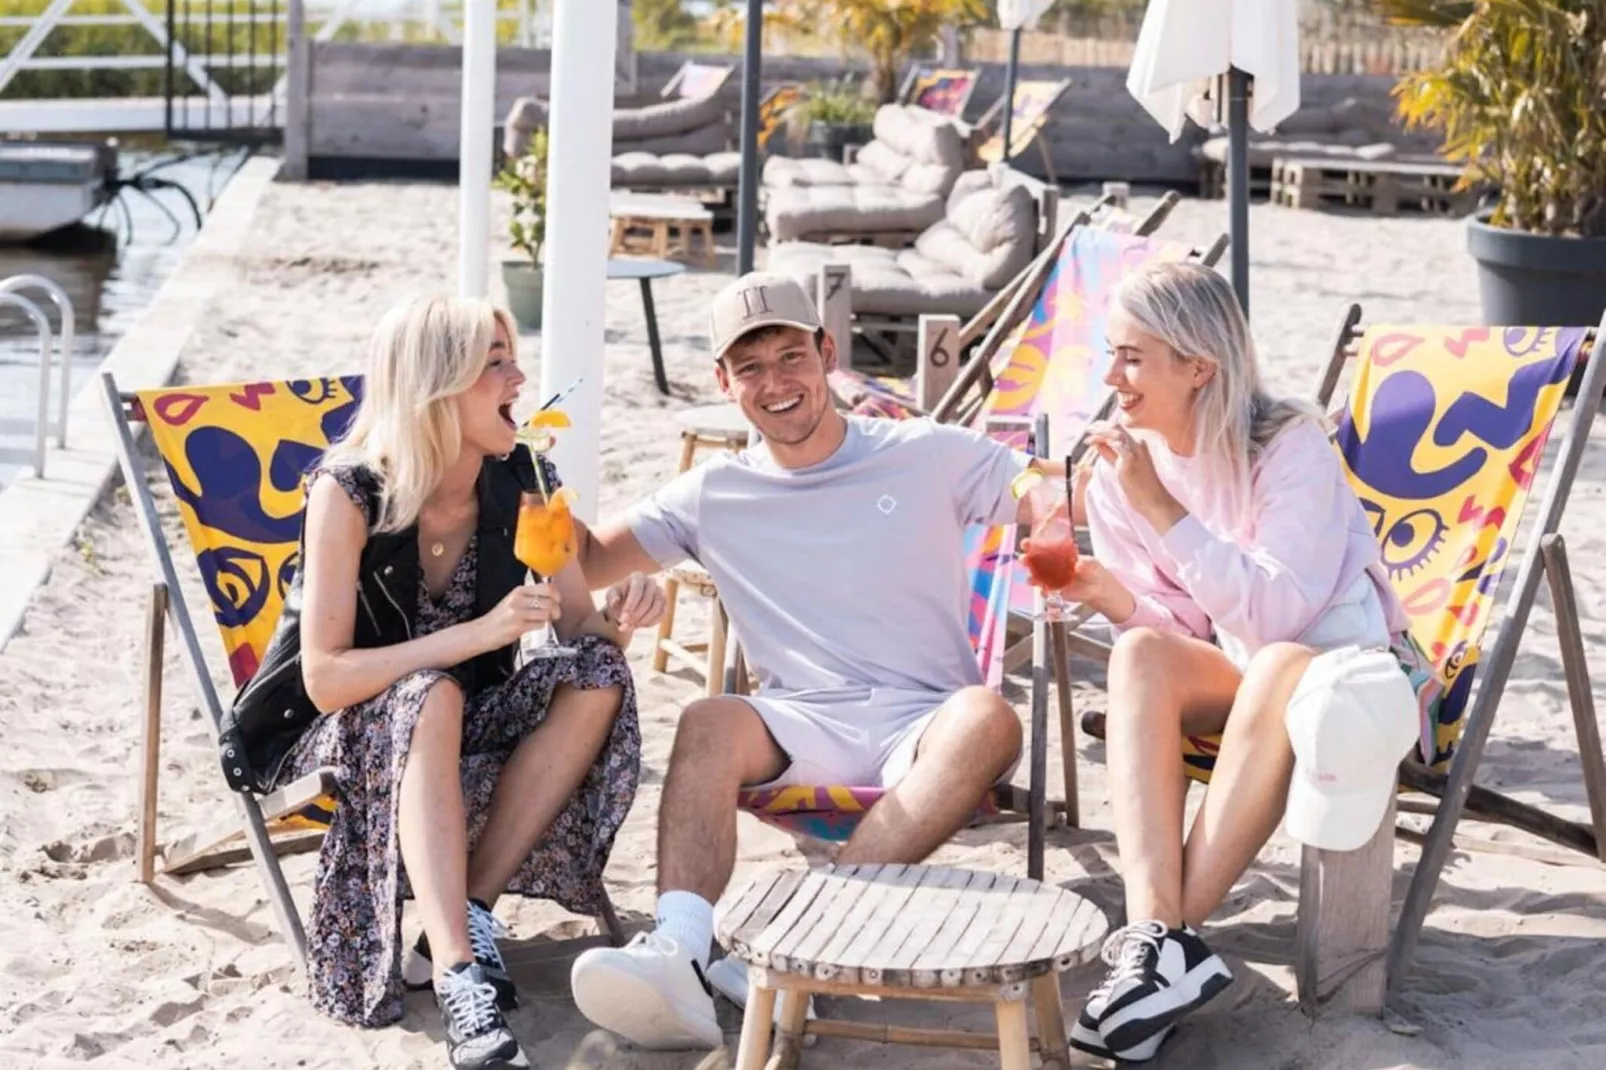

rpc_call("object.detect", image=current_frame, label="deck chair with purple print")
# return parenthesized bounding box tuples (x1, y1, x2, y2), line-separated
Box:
(734, 225, 1227, 879)
(99, 372, 629, 981)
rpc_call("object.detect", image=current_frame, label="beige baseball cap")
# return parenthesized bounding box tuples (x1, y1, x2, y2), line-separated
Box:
(708, 272, 822, 361)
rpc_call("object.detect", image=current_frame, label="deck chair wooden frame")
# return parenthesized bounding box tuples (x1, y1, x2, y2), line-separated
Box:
(99, 372, 630, 978)
(661, 60, 734, 100)
(1068, 310, 1606, 1014)
(898, 64, 982, 120)
(972, 78, 1072, 186)
(819, 190, 1189, 407)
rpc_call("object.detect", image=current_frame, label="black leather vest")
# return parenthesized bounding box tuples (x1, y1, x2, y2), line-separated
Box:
(220, 447, 539, 794)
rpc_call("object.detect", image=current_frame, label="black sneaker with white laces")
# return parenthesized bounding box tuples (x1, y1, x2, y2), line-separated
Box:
(1071, 920, 1232, 1062)
(403, 899, 517, 1010)
(436, 962, 530, 1070)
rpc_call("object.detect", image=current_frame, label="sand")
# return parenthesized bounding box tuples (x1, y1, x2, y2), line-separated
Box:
(2, 174, 1605, 1070)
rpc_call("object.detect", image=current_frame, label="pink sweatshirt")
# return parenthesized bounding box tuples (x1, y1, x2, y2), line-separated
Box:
(1084, 416, 1409, 658)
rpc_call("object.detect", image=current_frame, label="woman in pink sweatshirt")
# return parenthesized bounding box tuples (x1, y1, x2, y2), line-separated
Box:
(1055, 262, 1420, 1062)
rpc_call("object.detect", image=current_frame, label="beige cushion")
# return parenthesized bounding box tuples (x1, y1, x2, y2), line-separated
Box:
(762, 155, 857, 188)
(764, 184, 946, 242)
(613, 93, 728, 141)
(612, 151, 741, 187)
(767, 240, 995, 318)
(614, 122, 730, 158)
(913, 175, 1036, 290)
(1197, 134, 1397, 168)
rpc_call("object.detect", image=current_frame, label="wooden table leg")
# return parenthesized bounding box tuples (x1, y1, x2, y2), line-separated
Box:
(770, 988, 810, 1070)
(735, 982, 778, 1070)
(1031, 974, 1070, 1069)
(651, 572, 680, 673)
(995, 998, 1031, 1070)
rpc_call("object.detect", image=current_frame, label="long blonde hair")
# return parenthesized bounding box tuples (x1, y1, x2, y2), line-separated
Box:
(323, 293, 516, 532)
(1112, 262, 1320, 521)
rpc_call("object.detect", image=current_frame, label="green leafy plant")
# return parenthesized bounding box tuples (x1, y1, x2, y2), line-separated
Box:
(1376, 0, 1606, 237)
(495, 127, 547, 265)
(794, 80, 878, 127)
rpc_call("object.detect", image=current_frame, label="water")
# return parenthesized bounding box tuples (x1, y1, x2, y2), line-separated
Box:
(0, 145, 246, 488)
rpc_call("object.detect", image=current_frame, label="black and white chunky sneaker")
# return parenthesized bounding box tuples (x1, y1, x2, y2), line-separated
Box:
(1070, 920, 1232, 1062)
(403, 898, 517, 1010)
(436, 962, 530, 1070)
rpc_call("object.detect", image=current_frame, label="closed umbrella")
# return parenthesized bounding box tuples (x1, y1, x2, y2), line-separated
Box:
(736, 0, 765, 275)
(995, 0, 1055, 161)
(1126, 0, 1300, 315)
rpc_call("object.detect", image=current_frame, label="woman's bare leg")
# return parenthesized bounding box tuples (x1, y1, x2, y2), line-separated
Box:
(1105, 628, 1242, 927)
(397, 678, 474, 981)
(1180, 642, 1313, 926)
(466, 683, 624, 907)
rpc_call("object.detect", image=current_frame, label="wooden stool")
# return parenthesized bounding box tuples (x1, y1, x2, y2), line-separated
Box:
(653, 404, 750, 696)
(717, 863, 1108, 1070)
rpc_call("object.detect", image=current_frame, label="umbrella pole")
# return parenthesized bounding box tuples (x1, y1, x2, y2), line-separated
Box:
(1000, 26, 1021, 161)
(1227, 64, 1250, 316)
(736, 0, 764, 275)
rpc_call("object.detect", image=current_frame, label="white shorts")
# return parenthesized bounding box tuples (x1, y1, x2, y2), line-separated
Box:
(735, 688, 1022, 791)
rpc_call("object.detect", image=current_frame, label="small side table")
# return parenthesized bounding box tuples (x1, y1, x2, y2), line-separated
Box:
(606, 257, 685, 396)
(717, 863, 1108, 1070)
(608, 191, 716, 266)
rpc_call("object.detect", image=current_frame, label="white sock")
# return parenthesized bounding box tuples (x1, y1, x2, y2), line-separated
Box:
(655, 890, 714, 970)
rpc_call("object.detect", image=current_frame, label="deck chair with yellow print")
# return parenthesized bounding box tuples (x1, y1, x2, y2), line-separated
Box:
(1078, 311, 1606, 1012)
(99, 371, 628, 978)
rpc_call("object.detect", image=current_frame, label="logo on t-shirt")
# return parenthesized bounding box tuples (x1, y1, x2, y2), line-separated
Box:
(877, 494, 898, 515)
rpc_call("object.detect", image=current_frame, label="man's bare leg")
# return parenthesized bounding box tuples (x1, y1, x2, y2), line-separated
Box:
(570, 696, 788, 1050)
(837, 686, 1023, 864)
(656, 696, 790, 902)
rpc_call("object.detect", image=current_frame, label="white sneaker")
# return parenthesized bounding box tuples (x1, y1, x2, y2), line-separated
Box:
(570, 931, 723, 1051)
(703, 956, 817, 1044)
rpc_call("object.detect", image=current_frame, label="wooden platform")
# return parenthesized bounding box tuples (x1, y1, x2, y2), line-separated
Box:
(608, 193, 716, 266)
(1270, 157, 1485, 217)
(716, 863, 1107, 1069)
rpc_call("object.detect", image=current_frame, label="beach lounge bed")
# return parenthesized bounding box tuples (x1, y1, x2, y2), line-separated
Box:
(1067, 314, 1606, 1011)
(761, 103, 967, 245)
(99, 373, 630, 977)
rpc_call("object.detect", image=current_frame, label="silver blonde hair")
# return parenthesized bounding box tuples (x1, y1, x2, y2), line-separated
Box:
(323, 293, 516, 533)
(1112, 262, 1321, 520)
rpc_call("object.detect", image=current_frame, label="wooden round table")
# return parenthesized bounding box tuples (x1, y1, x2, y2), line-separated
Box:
(716, 863, 1108, 1070)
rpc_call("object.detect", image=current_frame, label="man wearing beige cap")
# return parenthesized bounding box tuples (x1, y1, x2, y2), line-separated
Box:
(568, 272, 1053, 1050)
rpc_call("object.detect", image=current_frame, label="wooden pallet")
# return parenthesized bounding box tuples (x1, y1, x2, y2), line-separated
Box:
(1270, 157, 1484, 217)
(1197, 156, 1277, 200)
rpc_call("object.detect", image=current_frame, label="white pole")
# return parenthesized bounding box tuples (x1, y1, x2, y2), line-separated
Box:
(457, 0, 497, 297)
(539, 0, 616, 523)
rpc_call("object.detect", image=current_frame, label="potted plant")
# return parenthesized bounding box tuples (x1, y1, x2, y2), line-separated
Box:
(1379, 1, 1606, 332)
(495, 126, 548, 329)
(793, 80, 878, 160)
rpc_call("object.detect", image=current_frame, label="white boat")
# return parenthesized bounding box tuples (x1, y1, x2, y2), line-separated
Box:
(0, 140, 117, 243)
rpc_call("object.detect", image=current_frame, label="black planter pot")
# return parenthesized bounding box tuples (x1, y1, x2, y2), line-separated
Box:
(1467, 214, 1606, 395)
(804, 121, 873, 161)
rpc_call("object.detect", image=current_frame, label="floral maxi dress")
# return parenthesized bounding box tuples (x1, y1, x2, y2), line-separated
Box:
(273, 466, 641, 1028)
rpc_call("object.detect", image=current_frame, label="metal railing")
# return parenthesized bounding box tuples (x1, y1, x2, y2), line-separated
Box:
(0, 290, 56, 481)
(0, 275, 75, 459)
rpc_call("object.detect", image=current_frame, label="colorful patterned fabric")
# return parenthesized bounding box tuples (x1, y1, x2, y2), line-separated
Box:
(970, 229, 1200, 669)
(758, 84, 805, 149)
(978, 79, 1068, 160)
(135, 377, 363, 687)
(908, 68, 978, 118)
(1179, 326, 1587, 783)
(133, 377, 363, 832)
(829, 367, 923, 420)
(738, 783, 1004, 842)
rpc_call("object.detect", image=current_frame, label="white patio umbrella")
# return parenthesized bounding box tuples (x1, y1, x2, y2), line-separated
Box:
(995, 0, 1055, 161)
(1126, 0, 1301, 315)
